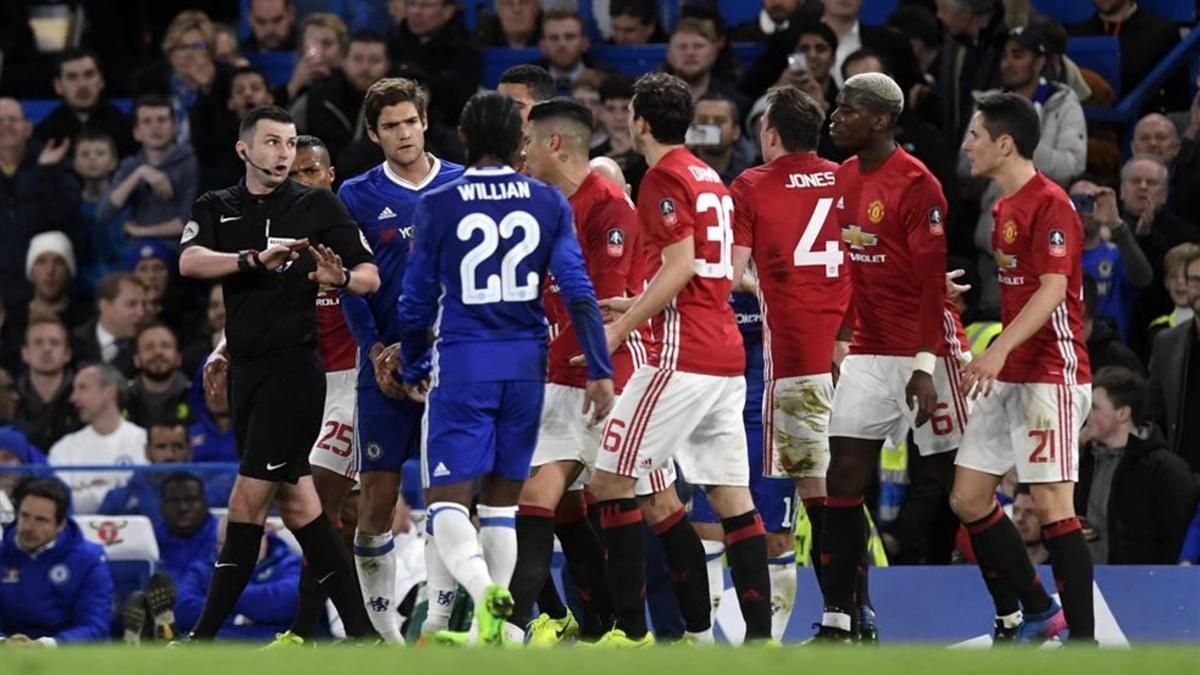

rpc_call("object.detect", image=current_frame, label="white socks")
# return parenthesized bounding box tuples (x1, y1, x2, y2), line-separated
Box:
(354, 530, 402, 643)
(768, 550, 797, 640)
(702, 539, 726, 623)
(477, 504, 519, 588)
(422, 534, 456, 635)
(429, 502, 492, 605)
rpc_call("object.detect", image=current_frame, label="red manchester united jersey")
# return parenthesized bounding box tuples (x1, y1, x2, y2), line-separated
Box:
(835, 147, 965, 357)
(991, 172, 1091, 385)
(545, 171, 655, 390)
(731, 152, 850, 379)
(316, 288, 356, 372)
(638, 148, 743, 376)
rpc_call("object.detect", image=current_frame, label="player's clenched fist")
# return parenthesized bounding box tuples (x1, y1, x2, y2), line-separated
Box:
(371, 342, 407, 400)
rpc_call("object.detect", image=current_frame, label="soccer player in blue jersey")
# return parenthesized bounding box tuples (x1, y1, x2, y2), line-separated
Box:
(335, 77, 465, 643)
(396, 91, 615, 645)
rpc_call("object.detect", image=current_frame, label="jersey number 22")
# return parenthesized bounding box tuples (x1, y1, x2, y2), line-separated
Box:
(458, 211, 540, 304)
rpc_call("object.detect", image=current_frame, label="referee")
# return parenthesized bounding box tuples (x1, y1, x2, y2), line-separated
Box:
(178, 106, 380, 640)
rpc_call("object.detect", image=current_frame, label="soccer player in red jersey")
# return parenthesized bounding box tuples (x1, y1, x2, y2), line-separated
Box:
(812, 73, 976, 641)
(505, 97, 653, 644)
(587, 73, 771, 647)
(729, 85, 849, 638)
(954, 92, 1093, 644)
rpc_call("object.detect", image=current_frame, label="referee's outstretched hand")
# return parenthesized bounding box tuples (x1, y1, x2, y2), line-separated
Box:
(308, 244, 346, 285)
(260, 238, 310, 271)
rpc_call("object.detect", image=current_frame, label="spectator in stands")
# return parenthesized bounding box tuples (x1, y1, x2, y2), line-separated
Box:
(1121, 155, 1200, 355)
(1172, 90, 1200, 225)
(676, 4, 743, 87)
(388, 0, 481, 127)
(662, 18, 747, 115)
(48, 364, 147, 513)
(228, 67, 276, 121)
(1011, 485, 1049, 565)
(1083, 276, 1145, 376)
(182, 285, 226, 377)
(154, 472, 218, 582)
(71, 273, 147, 379)
(498, 64, 556, 124)
(958, 24, 1088, 312)
(243, 0, 298, 54)
(292, 31, 390, 165)
(885, 5, 941, 81)
(125, 323, 191, 428)
(126, 240, 199, 344)
(1078, 366, 1199, 564)
(932, 0, 1006, 145)
(282, 13, 349, 105)
(537, 10, 607, 97)
(73, 131, 130, 292)
(819, 0, 920, 91)
(690, 93, 758, 185)
(609, 0, 668, 45)
(98, 95, 198, 245)
(571, 70, 611, 156)
(598, 74, 648, 197)
(1147, 248, 1200, 469)
(201, 66, 279, 188)
(1149, 243, 1200, 343)
(478, 0, 543, 48)
(0, 98, 82, 309)
(189, 358, 236, 464)
(1068, 0, 1187, 114)
(174, 515, 301, 640)
(0, 372, 15, 427)
(774, 20, 840, 115)
(0, 427, 47, 503)
(34, 48, 136, 159)
(98, 419, 191, 526)
(731, 0, 814, 42)
(16, 232, 91, 335)
(13, 316, 80, 454)
(213, 24, 251, 69)
(1072, 180, 1153, 341)
(0, 477, 113, 644)
(1132, 113, 1180, 167)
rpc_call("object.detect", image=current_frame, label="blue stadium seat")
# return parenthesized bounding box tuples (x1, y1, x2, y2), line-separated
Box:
(717, 0, 760, 29)
(858, 0, 899, 25)
(1066, 36, 1122, 97)
(246, 52, 298, 88)
(1143, 0, 1196, 22)
(481, 47, 540, 88)
(591, 45, 668, 75)
(1035, 0, 1194, 24)
(20, 98, 131, 125)
(731, 42, 766, 67)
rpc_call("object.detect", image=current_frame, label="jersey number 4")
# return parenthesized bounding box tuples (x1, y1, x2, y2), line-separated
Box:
(458, 211, 540, 304)
(793, 197, 843, 277)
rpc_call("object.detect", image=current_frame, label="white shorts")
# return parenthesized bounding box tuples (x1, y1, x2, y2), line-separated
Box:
(828, 354, 971, 456)
(595, 366, 748, 489)
(532, 383, 601, 490)
(763, 374, 833, 479)
(956, 381, 1091, 483)
(308, 369, 359, 479)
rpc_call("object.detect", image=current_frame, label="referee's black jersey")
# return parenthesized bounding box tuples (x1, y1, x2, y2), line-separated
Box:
(181, 178, 373, 360)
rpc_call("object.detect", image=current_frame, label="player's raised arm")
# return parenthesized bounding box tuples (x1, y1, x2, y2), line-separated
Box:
(548, 195, 614, 383)
(396, 200, 442, 383)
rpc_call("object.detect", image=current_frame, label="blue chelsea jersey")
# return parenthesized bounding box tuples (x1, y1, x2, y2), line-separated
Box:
(397, 166, 612, 386)
(336, 157, 464, 387)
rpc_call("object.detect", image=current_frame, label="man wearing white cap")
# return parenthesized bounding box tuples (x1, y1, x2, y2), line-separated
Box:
(21, 232, 89, 333)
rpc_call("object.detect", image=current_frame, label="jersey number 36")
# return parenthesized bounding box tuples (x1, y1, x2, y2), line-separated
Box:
(458, 211, 540, 304)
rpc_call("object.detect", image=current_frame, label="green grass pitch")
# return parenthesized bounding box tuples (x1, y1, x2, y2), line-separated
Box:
(4, 644, 1199, 675)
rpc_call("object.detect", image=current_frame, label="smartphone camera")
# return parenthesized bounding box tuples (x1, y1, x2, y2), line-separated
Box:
(1069, 193, 1095, 214)
(787, 52, 808, 72)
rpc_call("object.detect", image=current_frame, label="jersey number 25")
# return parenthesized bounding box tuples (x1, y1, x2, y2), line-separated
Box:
(458, 211, 540, 304)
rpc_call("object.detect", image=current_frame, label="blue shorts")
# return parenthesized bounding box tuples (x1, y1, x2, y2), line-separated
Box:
(422, 380, 544, 488)
(690, 422, 797, 532)
(357, 384, 423, 473)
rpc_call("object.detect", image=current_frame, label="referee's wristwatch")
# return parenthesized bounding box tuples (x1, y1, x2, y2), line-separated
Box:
(237, 249, 263, 273)
(333, 267, 351, 288)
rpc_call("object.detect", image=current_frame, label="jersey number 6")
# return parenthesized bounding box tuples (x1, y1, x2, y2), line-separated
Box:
(458, 211, 541, 304)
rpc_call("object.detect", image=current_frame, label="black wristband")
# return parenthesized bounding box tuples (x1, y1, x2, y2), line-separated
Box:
(333, 267, 351, 289)
(237, 249, 263, 273)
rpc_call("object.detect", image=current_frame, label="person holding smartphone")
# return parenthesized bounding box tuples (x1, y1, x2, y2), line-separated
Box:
(773, 21, 840, 115)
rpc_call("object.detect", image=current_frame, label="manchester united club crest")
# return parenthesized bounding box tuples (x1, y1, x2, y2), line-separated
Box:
(90, 519, 127, 546)
(659, 198, 677, 226)
(867, 199, 885, 224)
(1048, 229, 1067, 257)
(606, 228, 625, 257)
(1002, 220, 1018, 244)
(928, 207, 944, 235)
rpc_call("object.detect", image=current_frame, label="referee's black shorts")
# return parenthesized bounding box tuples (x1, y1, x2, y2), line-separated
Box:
(228, 349, 325, 484)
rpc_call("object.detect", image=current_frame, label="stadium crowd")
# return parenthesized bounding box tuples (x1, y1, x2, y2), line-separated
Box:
(0, 0, 1198, 647)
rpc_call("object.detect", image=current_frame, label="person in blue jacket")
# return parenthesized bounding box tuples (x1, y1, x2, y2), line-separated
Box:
(0, 477, 113, 645)
(174, 517, 300, 641)
(154, 473, 218, 583)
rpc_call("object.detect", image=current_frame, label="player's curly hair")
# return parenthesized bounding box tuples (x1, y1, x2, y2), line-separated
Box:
(631, 72, 693, 145)
(459, 91, 524, 166)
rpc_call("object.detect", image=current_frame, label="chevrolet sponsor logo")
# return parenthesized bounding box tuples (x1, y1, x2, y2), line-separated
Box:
(842, 225, 878, 250)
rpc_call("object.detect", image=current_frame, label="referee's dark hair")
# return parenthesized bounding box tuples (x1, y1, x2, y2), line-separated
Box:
(631, 72, 693, 145)
(459, 91, 524, 166)
(239, 105, 294, 141)
(764, 85, 823, 153)
(528, 97, 593, 152)
(499, 65, 556, 103)
(14, 476, 71, 524)
(973, 91, 1040, 160)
